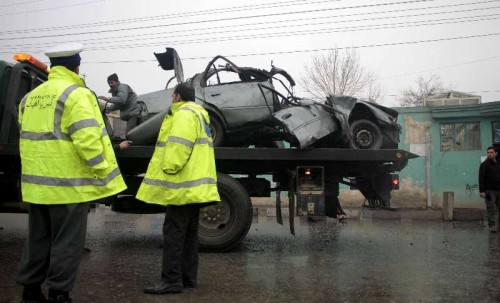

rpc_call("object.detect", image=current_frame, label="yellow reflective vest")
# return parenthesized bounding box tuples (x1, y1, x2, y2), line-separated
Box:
(18, 66, 127, 204)
(136, 101, 220, 206)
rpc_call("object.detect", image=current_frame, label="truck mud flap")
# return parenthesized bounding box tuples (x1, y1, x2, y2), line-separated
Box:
(288, 190, 295, 236)
(288, 170, 295, 236)
(276, 190, 283, 225)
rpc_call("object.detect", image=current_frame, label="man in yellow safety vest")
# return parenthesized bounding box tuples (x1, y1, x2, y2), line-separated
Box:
(16, 43, 126, 303)
(137, 82, 220, 295)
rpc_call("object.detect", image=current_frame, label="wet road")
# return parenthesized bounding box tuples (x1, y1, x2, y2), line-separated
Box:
(1, 206, 500, 303)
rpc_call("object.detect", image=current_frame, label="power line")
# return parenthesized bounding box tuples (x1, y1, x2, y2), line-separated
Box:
(0, 0, 342, 34)
(2, 12, 498, 54)
(0, 0, 437, 40)
(0, 0, 107, 17)
(73, 13, 500, 50)
(381, 56, 500, 80)
(2, 1, 498, 58)
(88, 14, 498, 50)
(386, 90, 500, 97)
(73, 32, 500, 64)
(0, 0, 47, 8)
(49, 15, 500, 52)
(84, 5, 500, 46)
(3, 3, 499, 50)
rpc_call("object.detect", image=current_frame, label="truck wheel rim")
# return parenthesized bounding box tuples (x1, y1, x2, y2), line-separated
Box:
(199, 199, 231, 233)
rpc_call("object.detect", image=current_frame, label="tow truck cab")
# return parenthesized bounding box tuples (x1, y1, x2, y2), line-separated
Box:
(0, 55, 48, 211)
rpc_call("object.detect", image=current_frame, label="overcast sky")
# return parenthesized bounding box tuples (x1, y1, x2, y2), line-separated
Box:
(1, 0, 499, 107)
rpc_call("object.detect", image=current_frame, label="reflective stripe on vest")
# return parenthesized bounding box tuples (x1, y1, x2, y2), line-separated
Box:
(156, 137, 212, 148)
(155, 106, 213, 148)
(168, 136, 195, 148)
(22, 167, 121, 187)
(68, 118, 101, 135)
(142, 177, 216, 189)
(87, 153, 105, 167)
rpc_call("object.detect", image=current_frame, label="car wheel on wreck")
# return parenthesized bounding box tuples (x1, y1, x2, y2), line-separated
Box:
(198, 173, 253, 252)
(209, 115, 225, 147)
(349, 119, 383, 149)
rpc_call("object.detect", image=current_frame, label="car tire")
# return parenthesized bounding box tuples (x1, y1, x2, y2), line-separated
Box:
(349, 119, 383, 149)
(210, 115, 225, 147)
(198, 173, 253, 252)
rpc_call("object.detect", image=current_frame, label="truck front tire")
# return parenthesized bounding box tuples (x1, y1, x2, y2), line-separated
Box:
(198, 173, 253, 252)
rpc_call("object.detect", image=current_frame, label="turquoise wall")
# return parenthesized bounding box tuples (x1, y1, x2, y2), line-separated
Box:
(395, 103, 500, 208)
(397, 108, 428, 193)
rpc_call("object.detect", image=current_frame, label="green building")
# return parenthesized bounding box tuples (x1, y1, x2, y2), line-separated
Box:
(391, 92, 500, 209)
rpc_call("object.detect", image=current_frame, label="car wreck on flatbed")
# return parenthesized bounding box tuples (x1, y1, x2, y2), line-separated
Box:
(128, 48, 401, 150)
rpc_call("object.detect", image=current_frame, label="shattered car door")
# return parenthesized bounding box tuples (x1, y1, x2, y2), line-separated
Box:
(202, 81, 274, 128)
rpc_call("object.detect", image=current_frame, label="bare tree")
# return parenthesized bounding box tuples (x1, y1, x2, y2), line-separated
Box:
(300, 48, 383, 102)
(365, 79, 384, 103)
(397, 74, 446, 107)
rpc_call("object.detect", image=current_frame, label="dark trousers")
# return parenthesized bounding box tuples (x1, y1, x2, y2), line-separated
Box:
(125, 116, 139, 133)
(324, 175, 344, 218)
(16, 203, 89, 291)
(325, 195, 345, 218)
(161, 204, 200, 286)
(485, 191, 500, 227)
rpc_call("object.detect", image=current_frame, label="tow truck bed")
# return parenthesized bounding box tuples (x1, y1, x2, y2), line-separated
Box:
(114, 146, 416, 176)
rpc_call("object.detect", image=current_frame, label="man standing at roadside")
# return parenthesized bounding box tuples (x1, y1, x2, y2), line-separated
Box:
(479, 146, 500, 232)
(16, 43, 127, 303)
(136, 82, 220, 295)
(98, 73, 141, 133)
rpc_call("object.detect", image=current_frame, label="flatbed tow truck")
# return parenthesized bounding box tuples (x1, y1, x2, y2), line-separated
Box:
(0, 54, 417, 252)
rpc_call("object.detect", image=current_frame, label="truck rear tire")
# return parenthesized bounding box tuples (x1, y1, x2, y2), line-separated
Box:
(198, 173, 253, 252)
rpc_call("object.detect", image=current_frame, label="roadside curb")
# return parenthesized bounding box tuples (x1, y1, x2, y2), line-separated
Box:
(255, 205, 485, 221)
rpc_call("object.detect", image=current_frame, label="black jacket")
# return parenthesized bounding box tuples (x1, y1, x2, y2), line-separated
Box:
(479, 157, 500, 192)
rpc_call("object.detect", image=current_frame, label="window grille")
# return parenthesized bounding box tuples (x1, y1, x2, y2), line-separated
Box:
(440, 122, 480, 151)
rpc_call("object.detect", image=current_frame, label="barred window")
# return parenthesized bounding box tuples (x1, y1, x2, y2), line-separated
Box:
(440, 122, 480, 151)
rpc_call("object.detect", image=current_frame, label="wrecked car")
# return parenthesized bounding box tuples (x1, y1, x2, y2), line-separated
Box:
(126, 48, 400, 149)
